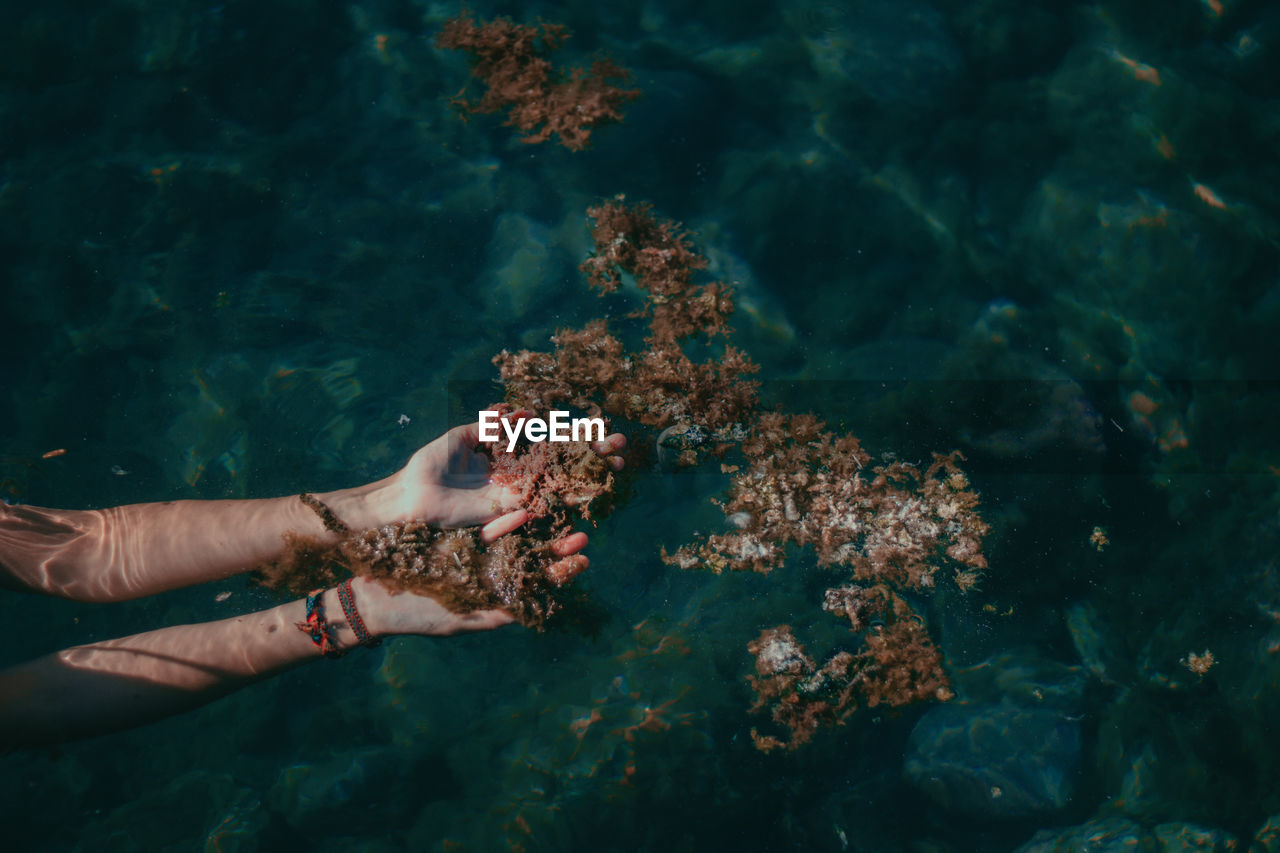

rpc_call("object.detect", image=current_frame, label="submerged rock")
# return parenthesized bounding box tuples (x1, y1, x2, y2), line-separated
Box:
(1255, 814, 1280, 853)
(786, 0, 966, 111)
(904, 699, 1082, 819)
(268, 747, 455, 835)
(478, 212, 568, 327)
(1014, 817, 1239, 853)
(1152, 822, 1239, 853)
(1067, 601, 1125, 686)
(1014, 816, 1153, 852)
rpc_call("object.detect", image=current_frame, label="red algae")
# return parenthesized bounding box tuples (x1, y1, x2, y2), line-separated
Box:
(496, 197, 759, 434)
(436, 12, 639, 151)
(666, 415, 985, 750)
(484, 403, 616, 523)
(662, 420, 988, 584)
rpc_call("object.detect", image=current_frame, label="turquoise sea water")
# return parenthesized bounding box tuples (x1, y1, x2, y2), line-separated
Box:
(3, 0, 1280, 849)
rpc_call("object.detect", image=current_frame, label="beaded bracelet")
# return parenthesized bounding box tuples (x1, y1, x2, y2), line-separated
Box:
(337, 578, 381, 648)
(296, 588, 344, 658)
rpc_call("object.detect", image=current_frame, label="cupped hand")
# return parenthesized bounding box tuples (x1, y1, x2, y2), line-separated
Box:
(352, 533, 591, 637)
(382, 412, 625, 539)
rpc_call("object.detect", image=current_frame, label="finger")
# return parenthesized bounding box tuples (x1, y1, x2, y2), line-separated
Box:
(606, 454, 625, 472)
(590, 433, 626, 456)
(479, 508, 529, 543)
(546, 554, 588, 586)
(550, 531, 588, 556)
(454, 609, 516, 632)
(480, 482, 526, 515)
(449, 483, 523, 523)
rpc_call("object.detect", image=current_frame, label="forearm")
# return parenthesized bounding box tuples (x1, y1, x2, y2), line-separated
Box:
(0, 588, 365, 748)
(0, 478, 403, 601)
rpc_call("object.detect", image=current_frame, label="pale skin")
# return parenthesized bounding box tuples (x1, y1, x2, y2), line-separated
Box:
(0, 415, 626, 748)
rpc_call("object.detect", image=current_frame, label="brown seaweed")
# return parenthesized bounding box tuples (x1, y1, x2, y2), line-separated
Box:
(436, 12, 639, 151)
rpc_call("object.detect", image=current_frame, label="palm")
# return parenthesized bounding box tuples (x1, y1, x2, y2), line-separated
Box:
(399, 423, 519, 528)
(379, 415, 623, 545)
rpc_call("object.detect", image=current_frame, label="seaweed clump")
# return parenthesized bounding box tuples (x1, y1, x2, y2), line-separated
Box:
(662, 415, 988, 584)
(496, 196, 759, 442)
(664, 414, 988, 751)
(256, 429, 615, 629)
(485, 405, 616, 523)
(744, 594, 954, 753)
(436, 12, 639, 151)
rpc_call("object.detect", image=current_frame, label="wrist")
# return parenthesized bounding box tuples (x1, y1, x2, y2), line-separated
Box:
(294, 582, 385, 659)
(319, 587, 360, 650)
(315, 474, 404, 534)
(345, 576, 393, 640)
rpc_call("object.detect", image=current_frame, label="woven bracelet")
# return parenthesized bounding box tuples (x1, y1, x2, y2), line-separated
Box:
(296, 588, 344, 658)
(337, 578, 381, 648)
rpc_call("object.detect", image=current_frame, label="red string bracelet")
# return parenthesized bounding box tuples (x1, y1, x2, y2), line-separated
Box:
(338, 578, 381, 648)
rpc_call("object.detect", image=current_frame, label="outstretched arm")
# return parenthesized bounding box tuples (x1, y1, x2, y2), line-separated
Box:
(0, 419, 624, 602)
(0, 490, 377, 602)
(0, 569, 581, 748)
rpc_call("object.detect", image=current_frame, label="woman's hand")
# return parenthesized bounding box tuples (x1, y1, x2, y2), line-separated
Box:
(349, 528, 589, 637)
(368, 412, 626, 539)
(323, 413, 622, 634)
